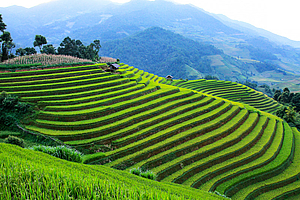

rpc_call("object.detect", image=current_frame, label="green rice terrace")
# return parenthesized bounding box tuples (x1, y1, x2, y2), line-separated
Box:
(1, 63, 300, 199)
(173, 79, 281, 114)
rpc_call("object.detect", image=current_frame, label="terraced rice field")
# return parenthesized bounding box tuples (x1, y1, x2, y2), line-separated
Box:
(174, 79, 281, 114)
(2, 64, 300, 200)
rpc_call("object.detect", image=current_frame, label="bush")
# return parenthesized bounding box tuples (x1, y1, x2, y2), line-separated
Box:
(4, 135, 25, 148)
(130, 167, 156, 180)
(130, 167, 142, 176)
(141, 170, 157, 180)
(29, 145, 83, 163)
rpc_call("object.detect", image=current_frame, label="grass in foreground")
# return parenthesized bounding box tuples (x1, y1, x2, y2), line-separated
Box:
(0, 143, 225, 200)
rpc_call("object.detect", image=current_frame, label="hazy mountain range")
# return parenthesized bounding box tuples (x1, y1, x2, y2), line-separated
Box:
(1, 0, 300, 90)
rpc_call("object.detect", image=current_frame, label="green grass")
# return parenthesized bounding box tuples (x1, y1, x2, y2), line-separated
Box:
(103, 104, 237, 169)
(159, 113, 265, 183)
(130, 109, 252, 173)
(176, 79, 280, 114)
(0, 143, 224, 200)
(0, 63, 104, 78)
(187, 118, 277, 188)
(10, 78, 131, 97)
(0, 74, 119, 92)
(2, 64, 298, 199)
(42, 85, 158, 112)
(65, 94, 208, 146)
(0, 68, 104, 83)
(22, 81, 138, 103)
(216, 122, 294, 197)
(232, 127, 300, 200)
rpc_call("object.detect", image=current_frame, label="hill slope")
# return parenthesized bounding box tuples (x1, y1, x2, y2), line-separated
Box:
(102, 27, 300, 86)
(174, 79, 281, 114)
(2, 63, 300, 199)
(0, 143, 223, 199)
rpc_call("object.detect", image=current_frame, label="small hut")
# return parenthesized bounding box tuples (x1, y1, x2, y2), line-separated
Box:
(105, 63, 120, 72)
(166, 75, 173, 81)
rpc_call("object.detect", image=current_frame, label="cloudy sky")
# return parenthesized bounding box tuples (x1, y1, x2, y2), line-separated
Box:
(2, 0, 300, 41)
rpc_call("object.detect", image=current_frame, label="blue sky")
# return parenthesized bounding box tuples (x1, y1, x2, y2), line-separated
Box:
(2, 0, 300, 41)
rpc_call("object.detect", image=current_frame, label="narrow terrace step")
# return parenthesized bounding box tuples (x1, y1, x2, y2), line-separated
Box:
(0, 63, 104, 78)
(21, 81, 138, 103)
(0, 74, 119, 92)
(199, 120, 284, 192)
(0, 68, 104, 83)
(9, 78, 130, 97)
(102, 103, 238, 169)
(232, 125, 296, 200)
(30, 93, 206, 141)
(33, 88, 187, 131)
(158, 113, 265, 183)
(187, 118, 277, 189)
(0, 71, 110, 87)
(66, 94, 209, 146)
(219, 123, 294, 198)
(37, 84, 145, 107)
(130, 109, 252, 173)
(41, 85, 159, 113)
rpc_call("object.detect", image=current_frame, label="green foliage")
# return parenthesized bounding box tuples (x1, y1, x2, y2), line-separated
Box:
(41, 44, 56, 54)
(243, 81, 257, 89)
(205, 75, 219, 80)
(0, 15, 14, 62)
(130, 167, 142, 176)
(24, 47, 37, 55)
(29, 145, 83, 163)
(4, 135, 25, 148)
(0, 91, 32, 130)
(0, 144, 220, 200)
(16, 47, 26, 56)
(274, 87, 300, 112)
(130, 167, 157, 180)
(33, 35, 47, 51)
(57, 37, 101, 61)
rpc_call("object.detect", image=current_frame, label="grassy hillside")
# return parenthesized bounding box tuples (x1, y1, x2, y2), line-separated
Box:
(1, 63, 300, 199)
(0, 143, 223, 200)
(174, 79, 281, 114)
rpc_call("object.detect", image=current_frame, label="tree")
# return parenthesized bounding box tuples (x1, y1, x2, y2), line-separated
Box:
(93, 40, 101, 55)
(16, 48, 26, 56)
(0, 14, 6, 33)
(1, 31, 14, 61)
(57, 36, 77, 56)
(33, 35, 47, 52)
(41, 44, 56, 54)
(57, 37, 100, 61)
(24, 47, 37, 55)
(273, 90, 282, 101)
(0, 14, 10, 62)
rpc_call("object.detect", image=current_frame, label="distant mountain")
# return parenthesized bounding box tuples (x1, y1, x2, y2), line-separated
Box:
(102, 27, 288, 83)
(213, 13, 300, 48)
(2, 0, 300, 88)
(102, 27, 223, 79)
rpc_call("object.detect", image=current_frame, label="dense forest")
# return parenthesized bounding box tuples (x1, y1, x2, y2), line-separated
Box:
(101, 27, 222, 79)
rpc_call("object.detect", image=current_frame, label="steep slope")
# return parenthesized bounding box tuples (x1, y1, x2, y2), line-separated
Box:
(102, 27, 298, 85)
(0, 143, 223, 200)
(101, 27, 222, 79)
(174, 79, 281, 114)
(1, 63, 300, 199)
